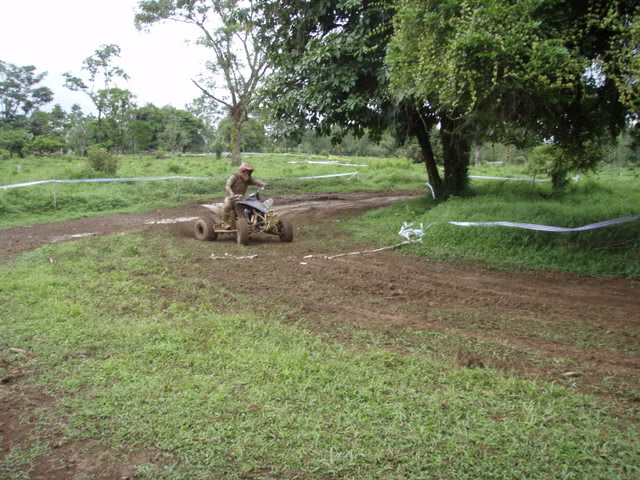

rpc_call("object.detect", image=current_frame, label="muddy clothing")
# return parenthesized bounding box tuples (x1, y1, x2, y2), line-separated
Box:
(222, 173, 266, 223)
(225, 173, 264, 198)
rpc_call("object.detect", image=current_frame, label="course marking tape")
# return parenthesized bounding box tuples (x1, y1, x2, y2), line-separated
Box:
(288, 160, 368, 167)
(0, 172, 359, 190)
(469, 175, 550, 182)
(447, 214, 640, 232)
(268, 172, 359, 180)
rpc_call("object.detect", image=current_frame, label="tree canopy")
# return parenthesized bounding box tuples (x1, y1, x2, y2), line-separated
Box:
(387, 0, 639, 189)
(259, 0, 640, 196)
(0, 60, 53, 123)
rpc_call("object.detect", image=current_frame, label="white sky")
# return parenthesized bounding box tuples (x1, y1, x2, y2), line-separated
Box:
(0, 0, 211, 114)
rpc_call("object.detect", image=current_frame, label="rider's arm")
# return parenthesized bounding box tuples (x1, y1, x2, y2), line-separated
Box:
(225, 175, 237, 197)
(251, 178, 267, 188)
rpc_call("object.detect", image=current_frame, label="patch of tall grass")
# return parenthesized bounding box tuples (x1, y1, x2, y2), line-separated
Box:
(349, 172, 640, 278)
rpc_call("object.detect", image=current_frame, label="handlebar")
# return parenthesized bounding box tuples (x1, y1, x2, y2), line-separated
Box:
(246, 186, 266, 200)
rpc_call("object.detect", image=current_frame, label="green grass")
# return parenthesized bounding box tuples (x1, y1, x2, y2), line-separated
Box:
(1, 234, 638, 479)
(348, 166, 640, 278)
(0, 153, 422, 228)
(2, 153, 639, 277)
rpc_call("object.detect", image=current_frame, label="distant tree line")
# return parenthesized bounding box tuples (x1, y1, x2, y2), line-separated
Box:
(0, 51, 213, 158)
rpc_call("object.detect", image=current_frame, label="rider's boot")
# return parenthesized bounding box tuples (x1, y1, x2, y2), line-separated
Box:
(221, 211, 234, 230)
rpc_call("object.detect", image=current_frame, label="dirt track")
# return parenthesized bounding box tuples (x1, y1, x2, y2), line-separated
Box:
(1, 189, 639, 479)
(1, 189, 639, 403)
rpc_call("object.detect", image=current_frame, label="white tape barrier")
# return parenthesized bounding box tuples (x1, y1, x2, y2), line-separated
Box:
(268, 172, 359, 180)
(0, 176, 220, 190)
(447, 214, 640, 232)
(470, 175, 550, 182)
(0, 172, 359, 190)
(426, 183, 436, 200)
(288, 160, 368, 167)
(398, 222, 425, 240)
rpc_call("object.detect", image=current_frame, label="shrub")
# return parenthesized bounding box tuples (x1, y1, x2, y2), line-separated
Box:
(167, 162, 182, 174)
(87, 145, 118, 175)
(213, 140, 224, 160)
(26, 135, 65, 156)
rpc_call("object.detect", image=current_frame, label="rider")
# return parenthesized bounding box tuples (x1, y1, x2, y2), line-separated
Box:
(222, 162, 267, 228)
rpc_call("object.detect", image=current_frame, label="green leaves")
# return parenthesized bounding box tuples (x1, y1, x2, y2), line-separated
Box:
(0, 60, 53, 121)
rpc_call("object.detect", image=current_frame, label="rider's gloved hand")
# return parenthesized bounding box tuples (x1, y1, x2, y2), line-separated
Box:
(235, 194, 243, 200)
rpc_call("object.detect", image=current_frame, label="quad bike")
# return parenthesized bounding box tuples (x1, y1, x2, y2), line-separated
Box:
(194, 187, 293, 245)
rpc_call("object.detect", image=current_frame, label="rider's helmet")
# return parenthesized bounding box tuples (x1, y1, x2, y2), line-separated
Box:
(239, 162, 254, 181)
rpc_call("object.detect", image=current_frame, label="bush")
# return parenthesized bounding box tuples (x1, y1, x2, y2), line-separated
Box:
(167, 162, 182, 174)
(0, 128, 31, 157)
(26, 135, 65, 156)
(87, 145, 118, 175)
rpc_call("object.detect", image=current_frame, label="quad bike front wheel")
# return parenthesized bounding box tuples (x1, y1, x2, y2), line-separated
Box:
(194, 217, 217, 241)
(236, 217, 250, 245)
(278, 218, 294, 242)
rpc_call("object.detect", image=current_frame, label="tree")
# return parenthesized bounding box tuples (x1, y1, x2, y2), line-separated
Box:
(126, 104, 207, 153)
(187, 95, 225, 152)
(258, 0, 449, 196)
(260, 0, 640, 196)
(63, 44, 131, 144)
(135, 0, 269, 164)
(29, 104, 66, 138)
(0, 128, 31, 157)
(25, 135, 65, 156)
(217, 115, 265, 152)
(64, 104, 92, 155)
(0, 60, 53, 122)
(128, 103, 164, 152)
(97, 87, 137, 152)
(387, 0, 640, 190)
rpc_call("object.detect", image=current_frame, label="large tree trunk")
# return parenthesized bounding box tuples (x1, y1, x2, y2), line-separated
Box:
(414, 120, 444, 200)
(229, 105, 244, 165)
(440, 113, 470, 196)
(473, 143, 482, 167)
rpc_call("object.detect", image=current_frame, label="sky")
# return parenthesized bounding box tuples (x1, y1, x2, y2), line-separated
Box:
(1, 0, 211, 114)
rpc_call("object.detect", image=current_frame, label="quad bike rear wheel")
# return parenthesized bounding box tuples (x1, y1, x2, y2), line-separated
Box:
(194, 217, 217, 241)
(236, 217, 250, 245)
(278, 218, 294, 242)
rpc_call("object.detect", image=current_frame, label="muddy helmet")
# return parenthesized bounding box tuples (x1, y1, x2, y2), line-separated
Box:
(239, 162, 254, 180)
(239, 162, 254, 174)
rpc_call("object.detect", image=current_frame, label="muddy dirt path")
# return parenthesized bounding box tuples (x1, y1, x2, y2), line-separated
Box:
(0, 190, 416, 260)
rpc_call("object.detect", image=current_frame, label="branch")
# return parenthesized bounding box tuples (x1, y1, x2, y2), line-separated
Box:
(191, 79, 232, 108)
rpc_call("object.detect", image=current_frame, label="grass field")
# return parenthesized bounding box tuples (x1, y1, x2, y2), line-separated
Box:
(1, 153, 639, 278)
(1, 153, 639, 477)
(0, 153, 419, 227)
(1, 232, 638, 479)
